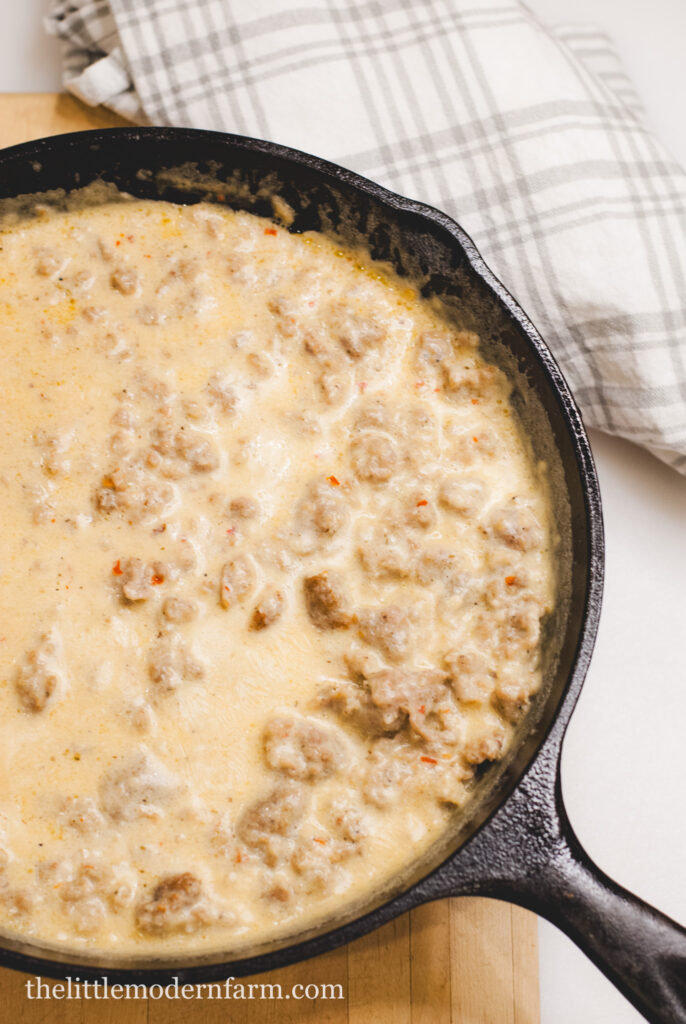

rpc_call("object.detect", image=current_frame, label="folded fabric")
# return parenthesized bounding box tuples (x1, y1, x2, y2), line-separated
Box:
(45, 0, 686, 473)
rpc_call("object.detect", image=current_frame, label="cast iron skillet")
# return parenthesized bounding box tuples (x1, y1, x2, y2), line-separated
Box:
(0, 128, 684, 1023)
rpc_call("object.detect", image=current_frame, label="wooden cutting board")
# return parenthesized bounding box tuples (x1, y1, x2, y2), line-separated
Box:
(0, 92, 539, 1024)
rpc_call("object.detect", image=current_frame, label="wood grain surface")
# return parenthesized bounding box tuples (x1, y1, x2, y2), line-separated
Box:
(0, 92, 540, 1024)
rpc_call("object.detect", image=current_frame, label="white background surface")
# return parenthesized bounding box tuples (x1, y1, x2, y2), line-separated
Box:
(2, 2, 686, 1022)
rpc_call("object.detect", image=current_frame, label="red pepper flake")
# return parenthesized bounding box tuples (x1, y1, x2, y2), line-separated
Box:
(226, 526, 236, 536)
(127, 235, 135, 243)
(112, 560, 123, 576)
(152, 523, 167, 534)
(358, 381, 368, 392)
(216, 193, 226, 203)
(313, 837, 327, 844)
(235, 851, 242, 864)
(433, 387, 441, 393)
(415, 380, 425, 389)
(471, 398, 479, 405)
(327, 475, 340, 487)
(264, 227, 278, 236)
(505, 575, 517, 586)
(421, 756, 438, 765)
(418, 704, 426, 714)
(472, 436, 479, 443)
(307, 300, 315, 307)
(151, 573, 165, 585)
(416, 499, 428, 507)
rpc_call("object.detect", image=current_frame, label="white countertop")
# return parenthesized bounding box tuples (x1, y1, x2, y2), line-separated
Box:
(3, 3, 686, 1022)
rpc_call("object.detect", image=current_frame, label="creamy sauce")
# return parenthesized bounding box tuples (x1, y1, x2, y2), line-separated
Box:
(0, 195, 555, 955)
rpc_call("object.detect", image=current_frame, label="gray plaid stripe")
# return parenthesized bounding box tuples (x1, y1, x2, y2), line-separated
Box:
(222, 6, 270, 138)
(352, 139, 684, 207)
(555, 29, 686, 412)
(452, 0, 562, 365)
(530, 16, 672, 433)
(343, 100, 659, 182)
(326, 0, 397, 170)
(371, 2, 449, 200)
(204, 1, 524, 41)
(45, 0, 686, 473)
(409, 0, 462, 202)
(478, 198, 686, 252)
(117, 8, 525, 117)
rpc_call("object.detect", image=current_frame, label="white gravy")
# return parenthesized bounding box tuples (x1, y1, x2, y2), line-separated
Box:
(0, 193, 555, 955)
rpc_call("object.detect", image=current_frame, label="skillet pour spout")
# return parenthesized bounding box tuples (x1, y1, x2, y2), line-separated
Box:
(0, 126, 683, 1024)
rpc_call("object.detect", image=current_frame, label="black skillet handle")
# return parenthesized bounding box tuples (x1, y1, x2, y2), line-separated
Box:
(429, 741, 686, 1024)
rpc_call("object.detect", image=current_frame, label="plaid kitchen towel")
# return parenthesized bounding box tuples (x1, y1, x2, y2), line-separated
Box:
(45, 0, 686, 473)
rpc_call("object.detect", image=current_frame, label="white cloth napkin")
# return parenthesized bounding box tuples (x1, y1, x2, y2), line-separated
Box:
(45, 0, 686, 474)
